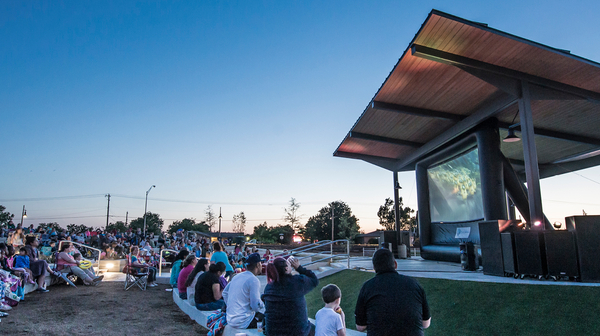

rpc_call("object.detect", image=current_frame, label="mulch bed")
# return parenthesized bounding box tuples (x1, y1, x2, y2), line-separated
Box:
(1, 281, 207, 335)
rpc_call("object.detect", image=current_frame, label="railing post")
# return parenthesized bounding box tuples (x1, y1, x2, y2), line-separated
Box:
(159, 250, 163, 277)
(347, 240, 350, 269)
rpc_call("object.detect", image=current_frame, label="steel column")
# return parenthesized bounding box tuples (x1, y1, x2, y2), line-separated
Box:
(518, 80, 544, 229)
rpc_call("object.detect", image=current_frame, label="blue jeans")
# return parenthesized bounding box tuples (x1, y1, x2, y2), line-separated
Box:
(196, 299, 225, 311)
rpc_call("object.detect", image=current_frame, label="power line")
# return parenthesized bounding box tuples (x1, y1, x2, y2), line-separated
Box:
(0, 194, 106, 202)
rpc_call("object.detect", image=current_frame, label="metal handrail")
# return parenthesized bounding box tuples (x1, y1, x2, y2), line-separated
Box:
(158, 249, 179, 277)
(275, 239, 351, 269)
(57, 240, 102, 270)
(273, 240, 332, 257)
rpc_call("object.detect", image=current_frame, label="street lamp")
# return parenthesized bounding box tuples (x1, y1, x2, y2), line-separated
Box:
(143, 185, 156, 237)
(20, 205, 27, 227)
(218, 207, 222, 240)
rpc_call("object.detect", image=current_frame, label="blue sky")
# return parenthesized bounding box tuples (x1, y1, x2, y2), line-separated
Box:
(2, 1, 600, 233)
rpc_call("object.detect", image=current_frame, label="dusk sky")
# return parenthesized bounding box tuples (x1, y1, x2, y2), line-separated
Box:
(2, 1, 600, 234)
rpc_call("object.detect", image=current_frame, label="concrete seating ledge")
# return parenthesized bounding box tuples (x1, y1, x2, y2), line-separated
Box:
(172, 288, 364, 335)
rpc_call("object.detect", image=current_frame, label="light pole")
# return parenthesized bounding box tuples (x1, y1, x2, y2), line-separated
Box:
(218, 207, 222, 241)
(143, 185, 156, 237)
(20, 205, 27, 227)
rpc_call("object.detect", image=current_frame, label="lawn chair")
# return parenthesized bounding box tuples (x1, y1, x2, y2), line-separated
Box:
(124, 254, 148, 291)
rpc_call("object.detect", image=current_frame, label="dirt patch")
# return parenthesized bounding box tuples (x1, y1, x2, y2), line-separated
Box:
(1, 281, 207, 336)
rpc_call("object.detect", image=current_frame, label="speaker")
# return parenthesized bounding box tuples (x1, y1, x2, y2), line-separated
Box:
(542, 231, 578, 278)
(478, 221, 504, 276)
(513, 231, 546, 276)
(501, 232, 517, 274)
(383, 231, 399, 257)
(566, 216, 600, 282)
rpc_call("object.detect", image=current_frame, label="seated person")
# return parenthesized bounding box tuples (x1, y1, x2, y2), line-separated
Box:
(24, 235, 59, 292)
(195, 261, 226, 311)
(13, 247, 35, 284)
(57, 242, 102, 286)
(223, 253, 265, 329)
(177, 255, 198, 300)
(130, 246, 158, 287)
(315, 284, 346, 336)
(185, 258, 210, 305)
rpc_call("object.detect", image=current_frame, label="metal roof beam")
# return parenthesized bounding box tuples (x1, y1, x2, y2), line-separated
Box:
(411, 44, 600, 103)
(393, 91, 518, 171)
(371, 101, 465, 121)
(498, 122, 600, 146)
(349, 131, 424, 148)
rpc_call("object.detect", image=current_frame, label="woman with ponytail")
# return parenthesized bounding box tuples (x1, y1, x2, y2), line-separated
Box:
(261, 256, 319, 335)
(194, 261, 226, 311)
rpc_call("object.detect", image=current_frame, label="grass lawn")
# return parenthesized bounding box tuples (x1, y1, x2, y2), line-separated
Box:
(306, 269, 600, 335)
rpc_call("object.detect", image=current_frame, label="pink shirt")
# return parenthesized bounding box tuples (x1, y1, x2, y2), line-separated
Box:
(177, 264, 194, 293)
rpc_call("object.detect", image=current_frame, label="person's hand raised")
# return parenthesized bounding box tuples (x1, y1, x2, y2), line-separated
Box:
(289, 257, 300, 270)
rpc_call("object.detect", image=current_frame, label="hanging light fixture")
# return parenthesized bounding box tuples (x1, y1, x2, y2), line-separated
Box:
(503, 127, 521, 142)
(503, 109, 521, 143)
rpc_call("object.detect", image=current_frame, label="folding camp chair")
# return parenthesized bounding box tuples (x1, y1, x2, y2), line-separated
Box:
(124, 254, 148, 291)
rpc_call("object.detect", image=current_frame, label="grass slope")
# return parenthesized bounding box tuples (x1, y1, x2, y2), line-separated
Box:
(305, 270, 600, 335)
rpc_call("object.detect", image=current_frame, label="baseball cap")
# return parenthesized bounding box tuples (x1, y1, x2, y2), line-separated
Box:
(246, 253, 261, 266)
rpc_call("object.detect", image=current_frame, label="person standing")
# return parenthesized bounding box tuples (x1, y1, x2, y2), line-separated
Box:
(222, 253, 265, 329)
(210, 241, 233, 278)
(354, 249, 431, 336)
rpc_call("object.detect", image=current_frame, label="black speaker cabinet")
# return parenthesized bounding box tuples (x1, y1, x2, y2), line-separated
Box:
(501, 232, 517, 274)
(542, 231, 579, 278)
(566, 216, 600, 282)
(383, 231, 399, 257)
(478, 221, 504, 276)
(513, 231, 546, 276)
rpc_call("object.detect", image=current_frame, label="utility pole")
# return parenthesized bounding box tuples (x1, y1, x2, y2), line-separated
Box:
(125, 211, 129, 226)
(331, 207, 334, 256)
(105, 194, 111, 229)
(218, 207, 222, 240)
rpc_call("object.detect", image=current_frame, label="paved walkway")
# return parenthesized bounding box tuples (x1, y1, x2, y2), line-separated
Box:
(343, 256, 600, 287)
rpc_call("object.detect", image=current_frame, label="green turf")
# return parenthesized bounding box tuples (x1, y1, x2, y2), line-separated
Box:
(305, 269, 600, 335)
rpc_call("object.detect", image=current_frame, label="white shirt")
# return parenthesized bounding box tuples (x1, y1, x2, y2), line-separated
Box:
(315, 307, 344, 336)
(187, 271, 203, 306)
(222, 271, 265, 328)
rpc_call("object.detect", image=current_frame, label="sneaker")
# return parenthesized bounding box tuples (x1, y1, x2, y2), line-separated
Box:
(37, 288, 49, 293)
(93, 275, 104, 282)
(0, 311, 9, 317)
(0, 303, 12, 311)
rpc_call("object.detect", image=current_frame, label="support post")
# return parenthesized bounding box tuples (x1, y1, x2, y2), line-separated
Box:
(518, 80, 544, 229)
(393, 171, 401, 258)
(331, 208, 334, 256)
(105, 194, 111, 228)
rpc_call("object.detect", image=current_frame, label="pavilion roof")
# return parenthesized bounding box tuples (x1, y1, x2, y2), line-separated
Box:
(334, 9, 600, 179)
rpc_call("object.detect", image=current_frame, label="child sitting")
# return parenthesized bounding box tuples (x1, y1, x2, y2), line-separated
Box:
(315, 284, 346, 336)
(13, 247, 35, 284)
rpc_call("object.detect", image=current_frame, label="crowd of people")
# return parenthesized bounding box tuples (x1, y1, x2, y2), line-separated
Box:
(1, 223, 431, 335)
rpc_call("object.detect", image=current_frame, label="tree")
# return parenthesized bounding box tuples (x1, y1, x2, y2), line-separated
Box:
(232, 212, 246, 233)
(105, 221, 128, 233)
(304, 201, 360, 242)
(0, 205, 15, 227)
(377, 197, 416, 231)
(284, 198, 303, 232)
(167, 218, 209, 234)
(205, 205, 217, 232)
(250, 222, 294, 244)
(129, 212, 164, 234)
(67, 224, 94, 233)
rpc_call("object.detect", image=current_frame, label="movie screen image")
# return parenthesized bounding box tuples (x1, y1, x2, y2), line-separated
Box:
(427, 148, 483, 222)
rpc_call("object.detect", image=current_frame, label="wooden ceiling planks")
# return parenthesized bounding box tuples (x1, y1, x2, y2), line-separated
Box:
(334, 10, 600, 176)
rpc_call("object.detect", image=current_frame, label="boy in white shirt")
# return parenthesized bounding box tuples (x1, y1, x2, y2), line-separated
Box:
(315, 284, 346, 336)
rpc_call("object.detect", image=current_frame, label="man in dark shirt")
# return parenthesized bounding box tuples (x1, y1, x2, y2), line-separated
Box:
(355, 249, 431, 336)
